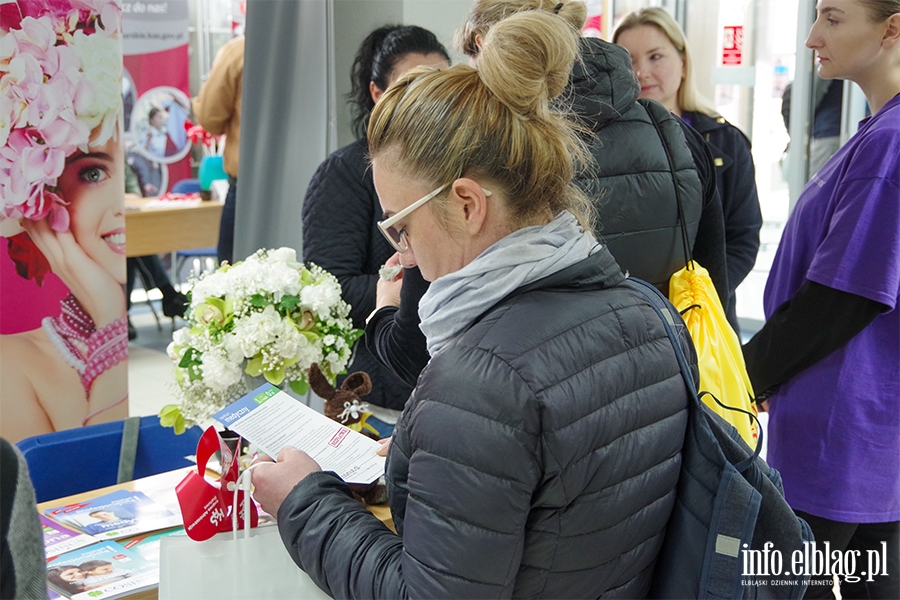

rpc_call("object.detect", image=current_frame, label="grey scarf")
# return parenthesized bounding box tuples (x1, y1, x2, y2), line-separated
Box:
(419, 211, 600, 356)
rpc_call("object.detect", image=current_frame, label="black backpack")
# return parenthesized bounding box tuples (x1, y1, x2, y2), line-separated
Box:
(627, 278, 814, 599)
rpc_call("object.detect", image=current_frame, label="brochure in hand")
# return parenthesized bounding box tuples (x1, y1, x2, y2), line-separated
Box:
(43, 490, 182, 540)
(40, 514, 99, 559)
(212, 384, 385, 484)
(45, 540, 159, 600)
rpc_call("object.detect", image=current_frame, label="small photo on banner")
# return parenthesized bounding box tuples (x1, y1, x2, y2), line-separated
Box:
(130, 87, 193, 164)
(0, 0, 129, 443)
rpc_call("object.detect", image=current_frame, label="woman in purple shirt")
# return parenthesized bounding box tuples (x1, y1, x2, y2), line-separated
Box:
(743, 1, 900, 598)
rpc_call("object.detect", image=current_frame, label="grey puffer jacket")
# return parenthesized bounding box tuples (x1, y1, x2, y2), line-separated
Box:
(570, 38, 728, 303)
(278, 248, 691, 599)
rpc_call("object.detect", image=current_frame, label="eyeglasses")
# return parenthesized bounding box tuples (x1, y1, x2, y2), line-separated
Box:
(377, 183, 492, 253)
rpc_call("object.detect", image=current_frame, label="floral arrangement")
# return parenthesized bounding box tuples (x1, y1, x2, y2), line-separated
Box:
(1, 0, 123, 232)
(160, 247, 363, 433)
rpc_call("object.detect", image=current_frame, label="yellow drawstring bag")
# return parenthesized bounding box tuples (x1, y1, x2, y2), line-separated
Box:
(668, 261, 759, 447)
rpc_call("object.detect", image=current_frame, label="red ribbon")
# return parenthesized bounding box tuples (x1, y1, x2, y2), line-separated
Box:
(174, 427, 259, 541)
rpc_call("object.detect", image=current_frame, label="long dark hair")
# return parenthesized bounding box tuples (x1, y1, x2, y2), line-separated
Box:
(349, 25, 450, 139)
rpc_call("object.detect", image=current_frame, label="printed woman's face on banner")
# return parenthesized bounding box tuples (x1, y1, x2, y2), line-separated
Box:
(55, 135, 127, 284)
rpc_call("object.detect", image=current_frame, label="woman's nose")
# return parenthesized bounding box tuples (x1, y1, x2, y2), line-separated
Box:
(399, 248, 417, 269)
(806, 23, 821, 49)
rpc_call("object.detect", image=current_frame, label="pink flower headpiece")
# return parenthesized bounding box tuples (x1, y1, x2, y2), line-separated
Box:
(0, 0, 123, 233)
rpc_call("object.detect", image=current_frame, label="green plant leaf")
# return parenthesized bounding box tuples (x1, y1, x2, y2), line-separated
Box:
(178, 347, 199, 368)
(249, 293, 268, 307)
(187, 365, 203, 382)
(290, 379, 309, 396)
(280, 295, 300, 310)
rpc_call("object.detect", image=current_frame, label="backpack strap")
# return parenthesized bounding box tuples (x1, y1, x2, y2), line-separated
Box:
(644, 100, 694, 270)
(625, 278, 698, 394)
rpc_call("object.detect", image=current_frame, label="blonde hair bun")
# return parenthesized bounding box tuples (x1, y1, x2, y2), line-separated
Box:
(553, 0, 589, 30)
(456, 1, 588, 58)
(477, 10, 579, 117)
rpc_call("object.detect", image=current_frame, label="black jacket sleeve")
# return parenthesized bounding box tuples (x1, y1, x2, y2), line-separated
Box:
(364, 267, 431, 387)
(713, 125, 762, 294)
(301, 148, 378, 327)
(278, 472, 406, 599)
(679, 120, 730, 309)
(742, 280, 887, 397)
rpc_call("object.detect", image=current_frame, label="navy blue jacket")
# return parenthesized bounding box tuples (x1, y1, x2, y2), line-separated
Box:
(682, 111, 762, 327)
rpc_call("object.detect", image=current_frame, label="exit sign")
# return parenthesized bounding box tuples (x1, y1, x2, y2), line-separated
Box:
(722, 25, 744, 66)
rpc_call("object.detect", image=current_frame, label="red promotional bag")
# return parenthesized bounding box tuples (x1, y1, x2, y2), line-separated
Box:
(174, 427, 258, 541)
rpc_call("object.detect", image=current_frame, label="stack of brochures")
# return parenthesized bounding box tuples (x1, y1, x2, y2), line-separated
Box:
(41, 490, 185, 600)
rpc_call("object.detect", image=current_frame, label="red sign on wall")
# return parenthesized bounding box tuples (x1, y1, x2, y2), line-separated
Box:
(722, 25, 744, 66)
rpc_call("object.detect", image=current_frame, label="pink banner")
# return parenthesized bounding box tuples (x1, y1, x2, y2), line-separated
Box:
(1, 0, 129, 442)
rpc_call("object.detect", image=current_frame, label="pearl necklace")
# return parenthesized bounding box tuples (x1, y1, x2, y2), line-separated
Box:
(42, 294, 92, 375)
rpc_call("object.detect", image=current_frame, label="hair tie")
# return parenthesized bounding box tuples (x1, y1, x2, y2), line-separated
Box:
(554, 2, 563, 14)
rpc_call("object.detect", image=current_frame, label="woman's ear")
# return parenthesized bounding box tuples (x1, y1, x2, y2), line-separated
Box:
(883, 13, 900, 47)
(449, 178, 491, 235)
(369, 81, 384, 105)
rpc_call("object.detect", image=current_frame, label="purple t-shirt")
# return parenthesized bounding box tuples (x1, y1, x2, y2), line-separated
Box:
(764, 93, 900, 523)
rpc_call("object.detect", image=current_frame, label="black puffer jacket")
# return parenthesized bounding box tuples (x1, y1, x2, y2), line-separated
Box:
(302, 137, 413, 410)
(278, 249, 691, 598)
(571, 38, 728, 302)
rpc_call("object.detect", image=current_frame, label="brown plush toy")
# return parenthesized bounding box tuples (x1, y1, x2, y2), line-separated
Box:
(307, 363, 387, 506)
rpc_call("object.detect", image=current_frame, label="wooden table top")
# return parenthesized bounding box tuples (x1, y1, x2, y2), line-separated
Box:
(124, 196, 223, 258)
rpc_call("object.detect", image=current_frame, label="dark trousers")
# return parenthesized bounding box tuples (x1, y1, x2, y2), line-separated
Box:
(126, 255, 173, 310)
(217, 176, 237, 265)
(797, 510, 899, 599)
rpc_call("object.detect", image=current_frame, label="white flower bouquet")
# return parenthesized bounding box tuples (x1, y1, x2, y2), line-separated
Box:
(160, 247, 362, 433)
